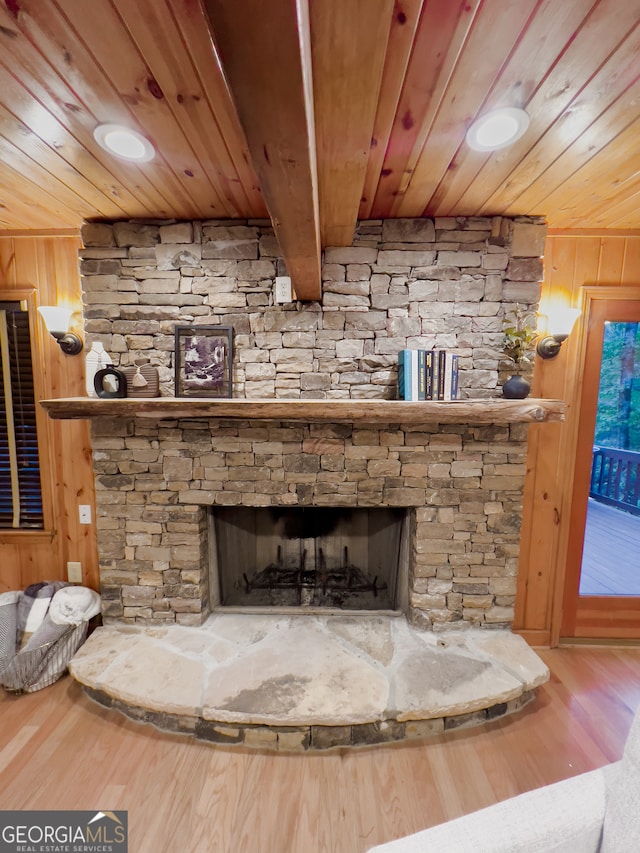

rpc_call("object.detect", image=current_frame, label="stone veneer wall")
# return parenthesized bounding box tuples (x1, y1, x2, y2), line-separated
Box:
(80, 216, 545, 398)
(80, 215, 546, 629)
(92, 417, 528, 630)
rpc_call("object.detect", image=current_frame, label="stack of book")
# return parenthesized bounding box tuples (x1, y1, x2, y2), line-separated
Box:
(397, 349, 459, 401)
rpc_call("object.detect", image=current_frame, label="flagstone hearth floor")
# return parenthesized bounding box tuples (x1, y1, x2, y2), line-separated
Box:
(69, 614, 549, 751)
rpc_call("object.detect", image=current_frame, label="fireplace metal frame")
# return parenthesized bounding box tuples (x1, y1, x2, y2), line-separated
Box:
(208, 506, 411, 616)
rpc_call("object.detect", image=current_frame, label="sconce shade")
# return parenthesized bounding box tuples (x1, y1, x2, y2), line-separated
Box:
(536, 307, 581, 359)
(38, 305, 83, 355)
(547, 307, 581, 340)
(38, 306, 73, 334)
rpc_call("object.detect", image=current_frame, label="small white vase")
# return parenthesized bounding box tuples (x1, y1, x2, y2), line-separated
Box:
(85, 342, 112, 397)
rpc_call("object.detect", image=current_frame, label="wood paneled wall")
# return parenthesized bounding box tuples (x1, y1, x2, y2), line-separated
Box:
(0, 234, 98, 592)
(515, 231, 640, 645)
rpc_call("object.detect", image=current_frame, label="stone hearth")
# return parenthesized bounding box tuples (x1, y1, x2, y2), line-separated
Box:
(70, 614, 548, 751)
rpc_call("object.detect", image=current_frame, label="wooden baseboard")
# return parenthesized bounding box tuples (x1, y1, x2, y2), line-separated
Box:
(513, 628, 551, 647)
(559, 636, 640, 648)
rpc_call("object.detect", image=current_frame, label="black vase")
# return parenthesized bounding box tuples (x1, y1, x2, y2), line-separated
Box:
(502, 374, 530, 399)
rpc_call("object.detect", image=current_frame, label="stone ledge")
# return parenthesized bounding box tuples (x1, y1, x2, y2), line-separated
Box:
(69, 614, 548, 749)
(82, 684, 536, 751)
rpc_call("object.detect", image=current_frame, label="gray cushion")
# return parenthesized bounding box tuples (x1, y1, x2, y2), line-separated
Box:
(601, 709, 640, 852)
(367, 768, 607, 853)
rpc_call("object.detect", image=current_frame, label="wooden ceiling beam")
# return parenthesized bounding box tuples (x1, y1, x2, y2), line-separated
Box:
(311, 0, 393, 245)
(202, 0, 321, 301)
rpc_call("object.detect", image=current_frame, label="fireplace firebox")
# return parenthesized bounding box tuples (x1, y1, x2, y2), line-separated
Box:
(210, 507, 408, 611)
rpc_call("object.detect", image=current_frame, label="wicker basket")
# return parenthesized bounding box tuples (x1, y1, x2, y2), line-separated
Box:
(0, 622, 89, 694)
(0, 596, 91, 695)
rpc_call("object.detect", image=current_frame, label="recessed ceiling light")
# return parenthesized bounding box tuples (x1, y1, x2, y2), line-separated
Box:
(93, 123, 155, 162)
(465, 107, 530, 152)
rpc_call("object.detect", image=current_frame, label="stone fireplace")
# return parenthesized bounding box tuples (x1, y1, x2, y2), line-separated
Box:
(80, 214, 548, 631)
(91, 413, 532, 630)
(53, 214, 562, 747)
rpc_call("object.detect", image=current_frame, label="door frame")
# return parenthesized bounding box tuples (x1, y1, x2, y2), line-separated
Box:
(556, 287, 640, 640)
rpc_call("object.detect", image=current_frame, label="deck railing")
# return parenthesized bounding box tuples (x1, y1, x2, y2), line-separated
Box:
(590, 446, 640, 516)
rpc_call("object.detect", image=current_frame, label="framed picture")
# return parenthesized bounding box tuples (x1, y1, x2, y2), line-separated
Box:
(174, 325, 234, 398)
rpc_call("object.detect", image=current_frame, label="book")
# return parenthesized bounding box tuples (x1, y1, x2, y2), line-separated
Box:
(429, 349, 439, 401)
(450, 353, 459, 400)
(437, 349, 447, 400)
(397, 350, 408, 400)
(410, 349, 419, 400)
(441, 351, 460, 401)
(399, 349, 458, 400)
(398, 349, 411, 400)
(442, 352, 454, 401)
(398, 349, 420, 400)
(425, 350, 434, 400)
(418, 349, 426, 400)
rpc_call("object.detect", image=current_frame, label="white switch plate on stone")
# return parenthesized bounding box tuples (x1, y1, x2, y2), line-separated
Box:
(275, 276, 292, 303)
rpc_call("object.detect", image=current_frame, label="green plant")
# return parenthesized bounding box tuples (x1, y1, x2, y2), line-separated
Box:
(502, 306, 537, 365)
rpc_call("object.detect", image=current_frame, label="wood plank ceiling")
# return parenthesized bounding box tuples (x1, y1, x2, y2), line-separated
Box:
(0, 0, 640, 296)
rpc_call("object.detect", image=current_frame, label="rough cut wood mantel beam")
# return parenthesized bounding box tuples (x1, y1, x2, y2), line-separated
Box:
(203, 0, 321, 301)
(40, 397, 565, 425)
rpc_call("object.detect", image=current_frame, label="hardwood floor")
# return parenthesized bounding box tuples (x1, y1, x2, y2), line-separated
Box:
(0, 646, 639, 853)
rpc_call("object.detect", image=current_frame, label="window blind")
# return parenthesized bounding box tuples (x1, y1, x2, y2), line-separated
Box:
(0, 302, 44, 528)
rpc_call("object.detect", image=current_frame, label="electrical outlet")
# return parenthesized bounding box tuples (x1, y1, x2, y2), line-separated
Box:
(67, 561, 83, 583)
(275, 276, 292, 303)
(79, 504, 92, 524)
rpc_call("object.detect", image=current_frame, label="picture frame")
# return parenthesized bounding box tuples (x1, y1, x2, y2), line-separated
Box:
(174, 325, 234, 398)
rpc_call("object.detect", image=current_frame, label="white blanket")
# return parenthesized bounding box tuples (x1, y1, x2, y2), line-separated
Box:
(49, 586, 101, 626)
(24, 598, 52, 634)
(0, 591, 20, 606)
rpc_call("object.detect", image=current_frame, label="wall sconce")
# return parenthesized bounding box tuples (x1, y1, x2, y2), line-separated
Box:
(38, 306, 83, 355)
(536, 307, 581, 359)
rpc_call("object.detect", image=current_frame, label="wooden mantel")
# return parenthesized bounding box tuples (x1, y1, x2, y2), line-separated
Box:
(40, 397, 565, 425)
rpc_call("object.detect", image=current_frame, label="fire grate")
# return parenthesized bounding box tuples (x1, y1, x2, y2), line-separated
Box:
(242, 545, 387, 608)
